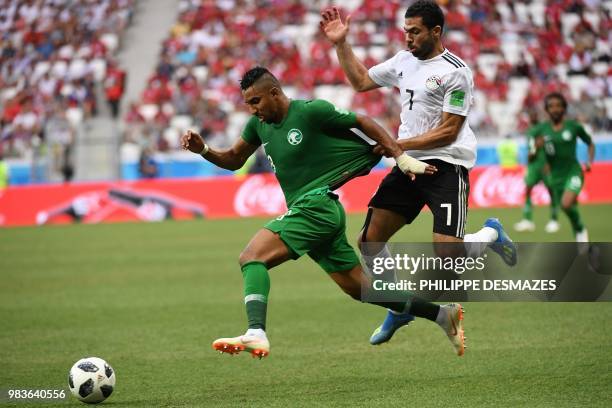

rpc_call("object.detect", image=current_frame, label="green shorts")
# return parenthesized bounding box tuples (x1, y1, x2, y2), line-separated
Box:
(264, 190, 360, 273)
(524, 160, 549, 188)
(551, 165, 584, 196)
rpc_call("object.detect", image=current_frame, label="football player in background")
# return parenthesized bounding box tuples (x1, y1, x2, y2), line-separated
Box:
(534, 92, 595, 243)
(514, 109, 560, 233)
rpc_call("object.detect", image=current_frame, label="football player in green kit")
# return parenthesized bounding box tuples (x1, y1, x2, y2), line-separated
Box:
(514, 110, 560, 233)
(181, 67, 468, 359)
(534, 93, 595, 242)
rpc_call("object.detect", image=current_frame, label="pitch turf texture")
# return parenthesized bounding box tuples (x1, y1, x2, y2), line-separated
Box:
(2, 204, 611, 407)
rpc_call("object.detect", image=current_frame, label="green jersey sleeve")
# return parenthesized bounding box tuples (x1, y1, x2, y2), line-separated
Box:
(526, 123, 541, 139)
(241, 116, 262, 146)
(303, 99, 357, 130)
(526, 124, 541, 155)
(574, 121, 592, 145)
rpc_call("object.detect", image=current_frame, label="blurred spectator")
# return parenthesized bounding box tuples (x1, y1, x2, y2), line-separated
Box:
(44, 106, 75, 181)
(138, 147, 158, 179)
(497, 134, 520, 169)
(60, 145, 75, 183)
(575, 92, 607, 131)
(118, 0, 610, 167)
(0, 0, 135, 167)
(568, 43, 593, 75)
(0, 152, 9, 189)
(248, 149, 273, 174)
(104, 59, 127, 118)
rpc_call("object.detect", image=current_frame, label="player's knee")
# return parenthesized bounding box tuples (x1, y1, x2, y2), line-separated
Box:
(238, 248, 260, 267)
(356, 230, 366, 248)
(433, 240, 465, 258)
(357, 224, 382, 248)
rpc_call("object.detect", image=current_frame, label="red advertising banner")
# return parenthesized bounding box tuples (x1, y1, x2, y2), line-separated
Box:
(1, 163, 611, 227)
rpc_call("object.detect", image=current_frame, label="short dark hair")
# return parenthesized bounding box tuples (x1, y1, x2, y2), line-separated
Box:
(544, 92, 568, 110)
(405, 0, 445, 31)
(240, 66, 279, 91)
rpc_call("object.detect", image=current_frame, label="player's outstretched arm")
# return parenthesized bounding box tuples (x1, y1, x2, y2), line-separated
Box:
(581, 129, 595, 172)
(181, 129, 258, 171)
(585, 142, 595, 172)
(320, 7, 379, 92)
(529, 136, 545, 163)
(355, 114, 436, 176)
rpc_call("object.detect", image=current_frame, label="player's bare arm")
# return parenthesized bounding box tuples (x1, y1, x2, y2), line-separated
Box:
(355, 114, 437, 177)
(534, 135, 545, 149)
(320, 7, 379, 92)
(526, 135, 544, 163)
(355, 114, 403, 158)
(181, 129, 258, 170)
(585, 142, 595, 172)
(376, 111, 465, 153)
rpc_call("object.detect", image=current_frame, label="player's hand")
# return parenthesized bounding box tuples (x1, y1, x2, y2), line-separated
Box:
(421, 164, 437, 175)
(372, 144, 393, 157)
(320, 7, 351, 45)
(181, 130, 205, 154)
(584, 162, 592, 172)
(534, 136, 544, 149)
(527, 153, 535, 163)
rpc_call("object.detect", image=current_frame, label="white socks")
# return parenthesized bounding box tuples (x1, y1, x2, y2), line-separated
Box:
(245, 328, 267, 340)
(435, 305, 449, 329)
(464, 226, 498, 257)
(361, 244, 394, 277)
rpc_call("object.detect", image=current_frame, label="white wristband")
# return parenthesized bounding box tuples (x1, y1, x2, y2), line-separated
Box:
(395, 153, 427, 174)
(199, 143, 209, 156)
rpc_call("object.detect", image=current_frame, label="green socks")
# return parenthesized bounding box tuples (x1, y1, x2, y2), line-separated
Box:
(241, 261, 270, 330)
(546, 184, 559, 221)
(523, 195, 533, 221)
(564, 204, 584, 235)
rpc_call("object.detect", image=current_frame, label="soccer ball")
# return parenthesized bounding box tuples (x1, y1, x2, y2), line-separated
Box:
(68, 357, 116, 404)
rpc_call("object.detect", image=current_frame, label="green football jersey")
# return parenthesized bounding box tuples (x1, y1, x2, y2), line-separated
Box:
(538, 120, 592, 174)
(241, 99, 380, 206)
(525, 124, 547, 166)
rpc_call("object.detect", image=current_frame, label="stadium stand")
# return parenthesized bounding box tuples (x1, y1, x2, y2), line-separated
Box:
(0, 0, 135, 180)
(123, 0, 610, 161)
(1, 0, 610, 183)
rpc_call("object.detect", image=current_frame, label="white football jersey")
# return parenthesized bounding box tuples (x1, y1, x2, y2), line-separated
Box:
(368, 49, 477, 168)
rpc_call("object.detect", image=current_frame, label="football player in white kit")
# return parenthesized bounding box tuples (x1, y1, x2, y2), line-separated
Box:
(321, 0, 517, 346)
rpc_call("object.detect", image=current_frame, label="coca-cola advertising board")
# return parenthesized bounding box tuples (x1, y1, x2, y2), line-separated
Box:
(1, 164, 611, 227)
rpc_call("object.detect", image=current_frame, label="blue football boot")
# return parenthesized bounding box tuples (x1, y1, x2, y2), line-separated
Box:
(484, 217, 517, 266)
(370, 311, 415, 345)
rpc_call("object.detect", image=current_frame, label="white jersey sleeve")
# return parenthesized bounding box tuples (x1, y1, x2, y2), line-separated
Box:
(368, 53, 401, 88)
(442, 67, 473, 117)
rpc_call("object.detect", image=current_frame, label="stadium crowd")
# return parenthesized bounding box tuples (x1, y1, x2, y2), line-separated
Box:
(0, 0, 610, 177)
(123, 0, 611, 157)
(0, 0, 133, 179)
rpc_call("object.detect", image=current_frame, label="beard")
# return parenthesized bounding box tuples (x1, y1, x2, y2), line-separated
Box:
(549, 112, 565, 123)
(410, 37, 435, 60)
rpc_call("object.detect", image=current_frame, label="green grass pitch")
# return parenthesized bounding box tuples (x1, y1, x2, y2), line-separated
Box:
(1, 204, 611, 407)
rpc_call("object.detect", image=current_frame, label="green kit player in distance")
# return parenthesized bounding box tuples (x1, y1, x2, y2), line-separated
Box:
(535, 92, 595, 242)
(514, 110, 560, 233)
(181, 67, 467, 359)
